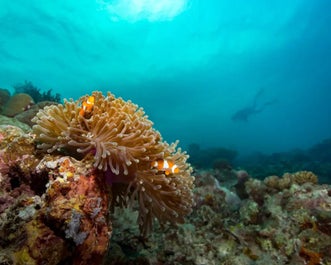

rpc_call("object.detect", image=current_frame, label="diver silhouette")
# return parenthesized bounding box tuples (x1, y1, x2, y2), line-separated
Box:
(231, 88, 277, 122)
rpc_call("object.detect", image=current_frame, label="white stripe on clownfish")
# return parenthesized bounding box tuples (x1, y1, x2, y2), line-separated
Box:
(151, 159, 179, 175)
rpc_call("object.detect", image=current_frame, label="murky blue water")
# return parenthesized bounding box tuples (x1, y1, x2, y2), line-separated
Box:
(1, 0, 331, 156)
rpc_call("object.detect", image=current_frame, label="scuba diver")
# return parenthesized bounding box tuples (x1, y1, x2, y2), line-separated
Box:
(231, 88, 277, 122)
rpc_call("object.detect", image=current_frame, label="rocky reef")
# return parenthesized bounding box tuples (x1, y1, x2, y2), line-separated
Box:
(0, 126, 111, 264)
(188, 138, 331, 185)
(236, 141, 331, 184)
(0, 91, 194, 264)
(0, 83, 60, 129)
(109, 168, 331, 265)
(1, 123, 330, 264)
(0, 90, 330, 265)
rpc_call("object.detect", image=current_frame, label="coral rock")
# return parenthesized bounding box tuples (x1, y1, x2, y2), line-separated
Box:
(12, 218, 69, 265)
(41, 157, 112, 265)
(15, 101, 56, 127)
(0, 126, 111, 264)
(1, 93, 34, 117)
(292, 170, 318, 185)
(32, 91, 195, 236)
(0, 115, 31, 131)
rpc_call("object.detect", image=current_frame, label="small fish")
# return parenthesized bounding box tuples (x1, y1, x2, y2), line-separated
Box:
(151, 159, 179, 175)
(79, 96, 95, 117)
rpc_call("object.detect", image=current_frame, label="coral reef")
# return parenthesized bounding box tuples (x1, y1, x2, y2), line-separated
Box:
(188, 143, 238, 169)
(13, 80, 61, 103)
(236, 140, 331, 184)
(14, 101, 56, 127)
(1, 93, 34, 117)
(0, 82, 61, 128)
(0, 115, 31, 132)
(2, 89, 330, 264)
(263, 171, 318, 190)
(0, 125, 37, 177)
(0, 90, 195, 264)
(37, 156, 112, 264)
(32, 91, 195, 235)
(309, 138, 331, 163)
(0, 125, 112, 264)
(12, 218, 69, 265)
(0, 88, 10, 112)
(108, 169, 331, 264)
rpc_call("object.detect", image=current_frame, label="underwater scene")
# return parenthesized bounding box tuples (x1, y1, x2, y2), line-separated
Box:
(0, 1, 331, 264)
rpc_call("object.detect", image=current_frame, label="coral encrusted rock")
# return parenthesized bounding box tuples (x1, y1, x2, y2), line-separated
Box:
(32, 91, 195, 235)
(1, 93, 34, 117)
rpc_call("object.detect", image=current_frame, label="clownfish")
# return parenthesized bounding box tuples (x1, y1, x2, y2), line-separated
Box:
(79, 96, 95, 117)
(151, 159, 179, 175)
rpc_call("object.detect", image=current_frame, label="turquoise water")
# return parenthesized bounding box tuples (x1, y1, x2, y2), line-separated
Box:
(1, 0, 330, 155)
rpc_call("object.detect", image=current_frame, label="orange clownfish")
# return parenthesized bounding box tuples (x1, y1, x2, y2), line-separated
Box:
(79, 96, 95, 117)
(151, 159, 179, 175)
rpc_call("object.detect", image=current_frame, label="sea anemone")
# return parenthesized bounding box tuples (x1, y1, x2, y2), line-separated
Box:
(32, 91, 194, 235)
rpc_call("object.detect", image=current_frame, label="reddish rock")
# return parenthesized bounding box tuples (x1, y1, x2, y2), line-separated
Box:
(41, 158, 112, 265)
